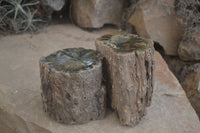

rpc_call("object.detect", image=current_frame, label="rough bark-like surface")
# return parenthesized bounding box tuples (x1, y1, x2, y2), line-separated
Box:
(39, 48, 106, 124)
(72, 0, 126, 28)
(95, 34, 155, 126)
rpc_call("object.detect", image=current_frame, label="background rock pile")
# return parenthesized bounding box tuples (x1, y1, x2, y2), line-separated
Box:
(1, 0, 199, 119)
(123, 0, 200, 118)
(36, 0, 200, 118)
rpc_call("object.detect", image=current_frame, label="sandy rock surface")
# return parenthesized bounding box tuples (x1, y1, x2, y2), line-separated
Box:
(0, 24, 199, 133)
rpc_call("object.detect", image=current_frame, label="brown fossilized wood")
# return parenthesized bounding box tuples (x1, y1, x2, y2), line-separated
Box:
(39, 48, 106, 124)
(95, 34, 155, 126)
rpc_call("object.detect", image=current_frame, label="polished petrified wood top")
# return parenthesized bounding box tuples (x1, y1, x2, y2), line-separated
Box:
(40, 48, 100, 72)
(98, 34, 153, 53)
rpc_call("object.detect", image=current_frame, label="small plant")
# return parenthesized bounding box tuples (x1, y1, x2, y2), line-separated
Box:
(21, 8, 43, 31)
(0, 0, 45, 33)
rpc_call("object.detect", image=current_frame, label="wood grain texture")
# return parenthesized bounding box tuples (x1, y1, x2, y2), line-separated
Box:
(39, 48, 106, 124)
(95, 34, 155, 126)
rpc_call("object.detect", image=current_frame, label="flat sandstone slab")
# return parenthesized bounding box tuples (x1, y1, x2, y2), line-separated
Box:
(0, 25, 199, 133)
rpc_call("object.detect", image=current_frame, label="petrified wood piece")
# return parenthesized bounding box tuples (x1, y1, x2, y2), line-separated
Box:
(95, 34, 155, 126)
(39, 48, 106, 124)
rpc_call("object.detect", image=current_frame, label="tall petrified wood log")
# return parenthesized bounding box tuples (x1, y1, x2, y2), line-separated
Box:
(95, 34, 155, 126)
(39, 48, 106, 124)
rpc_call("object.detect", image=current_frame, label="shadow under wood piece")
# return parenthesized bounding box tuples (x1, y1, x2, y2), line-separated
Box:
(95, 34, 155, 126)
(39, 48, 106, 124)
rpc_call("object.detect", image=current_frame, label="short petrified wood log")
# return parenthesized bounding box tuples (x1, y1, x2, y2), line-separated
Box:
(39, 48, 106, 124)
(95, 34, 155, 126)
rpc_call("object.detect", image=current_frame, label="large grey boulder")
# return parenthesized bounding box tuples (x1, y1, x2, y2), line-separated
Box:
(178, 28, 200, 61)
(72, 0, 126, 28)
(40, 0, 65, 11)
(175, 0, 200, 61)
(128, 0, 183, 55)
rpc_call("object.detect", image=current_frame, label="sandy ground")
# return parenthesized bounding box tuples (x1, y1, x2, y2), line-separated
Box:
(0, 24, 119, 109)
(0, 24, 200, 133)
